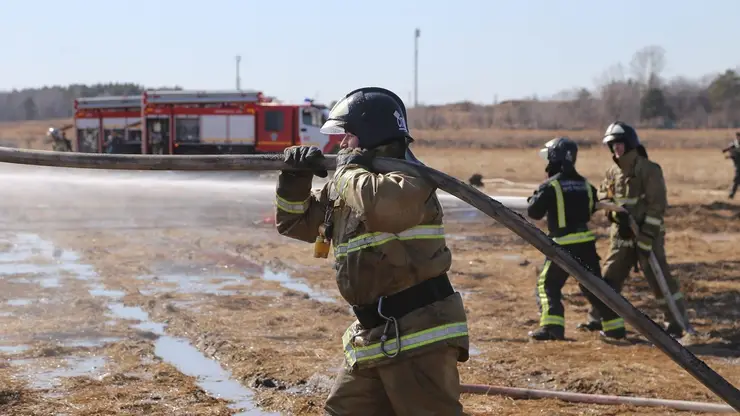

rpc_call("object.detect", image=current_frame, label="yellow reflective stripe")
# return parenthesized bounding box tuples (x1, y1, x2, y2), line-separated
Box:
(553, 231, 595, 245)
(275, 194, 308, 214)
(644, 216, 662, 226)
(550, 180, 566, 228)
(637, 240, 652, 251)
(537, 261, 564, 327)
(334, 225, 444, 259)
(615, 197, 638, 206)
(586, 183, 594, 213)
(602, 318, 625, 331)
(342, 322, 468, 366)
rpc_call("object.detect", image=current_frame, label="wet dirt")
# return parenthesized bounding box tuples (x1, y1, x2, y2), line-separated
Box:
(0, 153, 739, 415)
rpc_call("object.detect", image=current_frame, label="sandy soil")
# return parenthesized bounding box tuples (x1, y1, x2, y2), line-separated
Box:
(0, 146, 738, 415)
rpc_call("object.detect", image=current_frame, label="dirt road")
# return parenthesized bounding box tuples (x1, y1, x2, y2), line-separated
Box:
(0, 154, 739, 415)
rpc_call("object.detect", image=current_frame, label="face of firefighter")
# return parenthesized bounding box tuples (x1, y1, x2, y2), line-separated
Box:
(611, 142, 626, 158)
(340, 134, 360, 150)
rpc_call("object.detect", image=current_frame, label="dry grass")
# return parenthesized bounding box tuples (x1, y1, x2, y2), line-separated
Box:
(413, 127, 739, 149)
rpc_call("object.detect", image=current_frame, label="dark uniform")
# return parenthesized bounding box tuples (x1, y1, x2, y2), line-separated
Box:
(526, 137, 625, 341)
(724, 136, 740, 199)
(582, 121, 690, 338)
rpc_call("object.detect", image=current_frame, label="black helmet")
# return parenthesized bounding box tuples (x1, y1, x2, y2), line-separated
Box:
(320, 87, 413, 149)
(539, 137, 578, 165)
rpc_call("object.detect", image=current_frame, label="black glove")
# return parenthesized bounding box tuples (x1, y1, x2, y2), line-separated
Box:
(614, 211, 634, 239)
(283, 146, 327, 178)
(335, 148, 374, 170)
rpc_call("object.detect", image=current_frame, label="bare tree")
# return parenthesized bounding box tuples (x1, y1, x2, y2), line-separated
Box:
(630, 45, 666, 89)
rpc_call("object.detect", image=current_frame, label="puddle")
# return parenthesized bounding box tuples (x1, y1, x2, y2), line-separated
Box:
(0, 233, 96, 281)
(62, 337, 122, 348)
(1, 232, 279, 414)
(262, 268, 335, 303)
(107, 303, 150, 322)
(12, 355, 107, 389)
(39, 277, 61, 288)
(88, 284, 126, 299)
(0, 344, 30, 354)
(138, 265, 249, 296)
(469, 344, 481, 356)
(154, 336, 280, 416)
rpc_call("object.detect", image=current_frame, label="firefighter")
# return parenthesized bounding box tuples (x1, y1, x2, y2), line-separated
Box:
(722, 134, 740, 199)
(46, 127, 72, 152)
(581, 121, 690, 338)
(275, 87, 469, 416)
(526, 137, 626, 341)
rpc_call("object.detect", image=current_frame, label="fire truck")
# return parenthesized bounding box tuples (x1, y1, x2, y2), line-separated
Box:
(73, 96, 142, 153)
(140, 89, 342, 155)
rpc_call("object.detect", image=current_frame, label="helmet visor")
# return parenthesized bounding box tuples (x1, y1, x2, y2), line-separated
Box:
(319, 119, 346, 135)
(538, 147, 549, 161)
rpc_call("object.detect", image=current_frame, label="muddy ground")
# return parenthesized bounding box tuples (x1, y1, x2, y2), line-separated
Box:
(0, 148, 739, 415)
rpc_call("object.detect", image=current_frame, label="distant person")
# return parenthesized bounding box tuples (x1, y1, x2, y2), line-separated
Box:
(526, 137, 625, 341)
(721, 134, 740, 199)
(46, 127, 72, 152)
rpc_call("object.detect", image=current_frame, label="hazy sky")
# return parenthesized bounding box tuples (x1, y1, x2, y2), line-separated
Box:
(2, 0, 739, 105)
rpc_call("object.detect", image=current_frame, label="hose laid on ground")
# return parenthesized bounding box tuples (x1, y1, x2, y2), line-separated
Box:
(0, 147, 737, 412)
(460, 383, 736, 413)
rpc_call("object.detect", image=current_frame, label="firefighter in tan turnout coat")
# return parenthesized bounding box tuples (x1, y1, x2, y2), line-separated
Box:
(580, 121, 690, 338)
(275, 87, 469, 416)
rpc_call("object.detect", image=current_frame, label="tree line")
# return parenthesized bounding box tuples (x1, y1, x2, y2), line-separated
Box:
(2, 46, 739, 131)
(0, 83, 181, 122)
(408, 45, 740, 130)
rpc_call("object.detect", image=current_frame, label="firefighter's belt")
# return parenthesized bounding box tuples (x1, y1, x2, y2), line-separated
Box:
(352, 274, 454, 329)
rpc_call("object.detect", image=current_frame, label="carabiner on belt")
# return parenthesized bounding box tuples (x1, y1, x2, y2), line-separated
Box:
(377, 296, 401, 358)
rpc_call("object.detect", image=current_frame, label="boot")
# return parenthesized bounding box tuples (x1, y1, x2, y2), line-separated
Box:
(599, 328, 626, 340)
(664, 322, 685, 338)
(577, 321, 602, 332)
(528, 325, 564, 341)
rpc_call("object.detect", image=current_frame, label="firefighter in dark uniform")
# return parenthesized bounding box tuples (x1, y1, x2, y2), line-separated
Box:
(722, 134, 740, 199)
(526, 137, 626, 341)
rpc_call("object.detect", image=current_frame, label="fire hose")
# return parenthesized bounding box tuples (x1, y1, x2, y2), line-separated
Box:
(0, 147, 737, 412)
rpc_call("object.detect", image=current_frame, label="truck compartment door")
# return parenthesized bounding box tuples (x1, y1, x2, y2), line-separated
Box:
(256, 107, 294, 152)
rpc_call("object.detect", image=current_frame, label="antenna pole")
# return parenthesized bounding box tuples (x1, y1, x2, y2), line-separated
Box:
(414, 28, 420, 107)
(236, 55, 242, 91)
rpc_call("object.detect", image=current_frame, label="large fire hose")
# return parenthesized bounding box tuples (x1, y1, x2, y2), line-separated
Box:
(0, 147, 737, 412)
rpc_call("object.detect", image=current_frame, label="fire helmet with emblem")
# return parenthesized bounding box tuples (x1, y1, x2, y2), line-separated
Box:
(320, 87, 414, 149)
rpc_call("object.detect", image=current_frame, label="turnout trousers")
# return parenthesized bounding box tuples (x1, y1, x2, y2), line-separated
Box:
(536, 240, 624, 334)
(588, 231, 689, 328)
(324, 346, 467, 416)
(731, 168, 740, 198)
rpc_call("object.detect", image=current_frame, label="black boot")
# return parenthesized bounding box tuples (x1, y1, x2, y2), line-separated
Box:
(599, 328, 626, 340)
(577, 321, 602, 332)
(665, 322, 685, 338)
(528, 325, 565, 341)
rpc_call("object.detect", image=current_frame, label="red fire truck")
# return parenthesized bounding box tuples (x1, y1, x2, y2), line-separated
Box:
(73, 96, 142, 153)
(140, 89, 342, 155)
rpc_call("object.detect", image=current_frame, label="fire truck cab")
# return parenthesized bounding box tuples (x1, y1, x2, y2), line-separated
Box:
(73, 96, 142, 153)
(141, 90, 341, 155)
